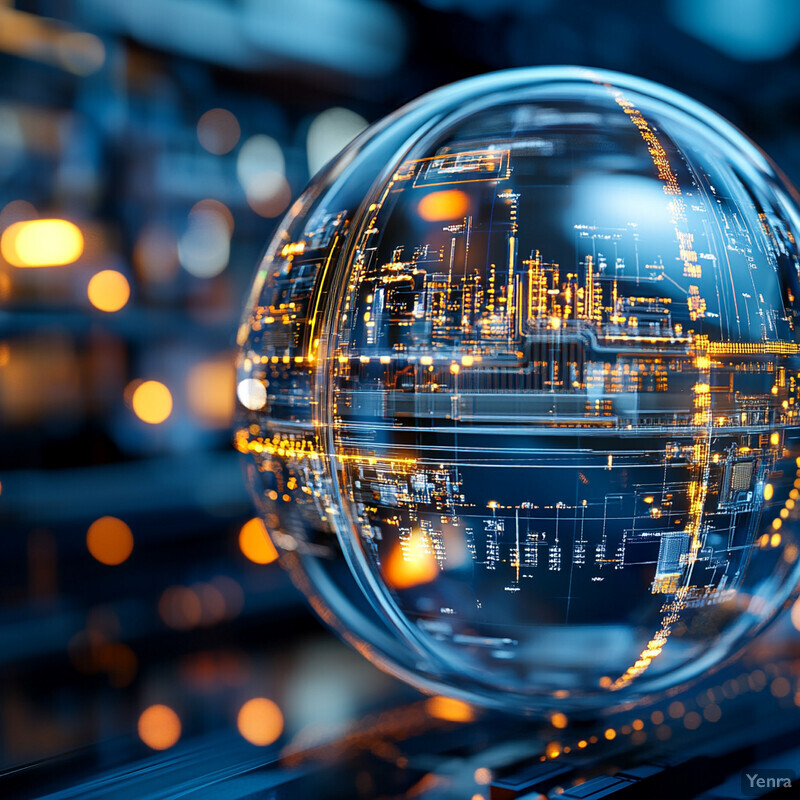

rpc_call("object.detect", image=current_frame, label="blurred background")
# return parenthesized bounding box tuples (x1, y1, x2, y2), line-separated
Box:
(1, 1, 800, 798)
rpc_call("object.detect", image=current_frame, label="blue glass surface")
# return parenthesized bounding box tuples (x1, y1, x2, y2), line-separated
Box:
(236, 67, 800, 713)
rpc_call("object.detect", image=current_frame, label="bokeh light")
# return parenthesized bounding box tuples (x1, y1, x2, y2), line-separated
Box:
(306, 107, 368, 176)
(791, 596, 800, 631)
(1, 218, 83, 267)
(237, 135, 291, 218)
(87, 270, 130, 312)
(133, 224, 179, 283)
(178, 206, 230, 278)
(137, 704, 181, 751)
(382, 531, 438, 589)
(417, 189, 469, 222)
(236, 697, 284, 746)
(424, 696, 475, 722)
(187, 358, 235, 427)
(86, 516, 134, 566)
(236, 377, 267, 410)
(239, 518, 278, 565)
(131, 380, 173, 424)
(197, 108, 241, 155)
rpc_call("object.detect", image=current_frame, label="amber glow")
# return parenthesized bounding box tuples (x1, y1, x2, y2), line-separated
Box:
(239, 517, 278, 564)
(424, 695, 475, 722)
(417, 190, 469, 222)
(791, 596, 800, 632)
(383, 530, 439, 589)
(473, 767, 491, 785)
(187, 359, 235, 426)
(237, 697, 284, 745)
(87, 269, 130, 312)
(545, 742, 561, 758)
(86, 516, 133, 565)
(138, 704, 181, 750)
(1, 218, 83, 267)
(132, 380, 173, 424)
(550, 712, 568, 729)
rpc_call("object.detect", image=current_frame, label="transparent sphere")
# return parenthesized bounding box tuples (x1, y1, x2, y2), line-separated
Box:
(236, 67, 800, 714)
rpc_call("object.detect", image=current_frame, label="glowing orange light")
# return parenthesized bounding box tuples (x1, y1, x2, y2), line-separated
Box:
(138, 704, 181, 750)
(383, 531, 439, 589)
(1, 218, 84, 267)
(604, 728, 617, 741)
(417, 190, 469, 222)
(132, 380, 173, 424)
(239, 518, 278, 564)
(86, 516, 133, 565)
(87, 270, 130, 312)
(237, 697, 284, 746)
(764, 483, 774, 501)
(545, 741, 561, 759)
(425, 695, 475, 722)
(550, 712, 568, 729)
(668, 701, 685, 719)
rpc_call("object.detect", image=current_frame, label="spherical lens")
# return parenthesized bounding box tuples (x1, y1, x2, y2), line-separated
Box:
(235, 67, 800, 714)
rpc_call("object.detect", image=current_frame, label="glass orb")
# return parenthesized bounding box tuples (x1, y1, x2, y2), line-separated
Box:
(235, 67, 800, 714)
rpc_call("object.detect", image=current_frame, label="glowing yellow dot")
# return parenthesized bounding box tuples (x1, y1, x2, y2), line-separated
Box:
(772, 518, 782, 531)
(545, 742, 561, 758)
(577, 739, 587, 748)
(461, 355, 474, 367)
(87, 270, 130, 312)
(770, 432, 780, 446)
(237, 697, 284, 745)
(604, 728, 616, 740)
(1, 218, 83, 267)
(239, 518, 278, 564)
(450, 363, 460, 374)
(86, 516, 133, 565)
(132, 380, 173, 424)
(764, 483, 774, 501)
(138, 704, 181, 750)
